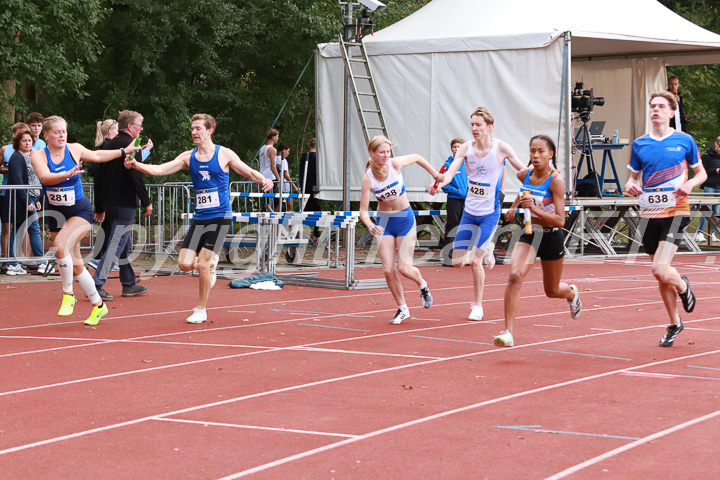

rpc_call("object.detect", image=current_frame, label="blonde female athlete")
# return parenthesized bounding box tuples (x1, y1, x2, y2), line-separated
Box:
(359, 136, 443, 325)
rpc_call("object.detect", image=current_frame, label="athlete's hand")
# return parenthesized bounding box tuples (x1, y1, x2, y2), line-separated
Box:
(505, 209, 516, 222)
(124, 158, 137, 169)
(368, 223, 384, 236)
(675, 182, 692, 199)
(625, 181, 642, 196)
(260, 178, 274, 192)
(94, 212, 105, 223)
(428, 184, 438, 196)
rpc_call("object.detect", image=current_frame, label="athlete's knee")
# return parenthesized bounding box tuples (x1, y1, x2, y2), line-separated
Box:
(507, 270, 524, 288)
(397, 262, 414, 278)
(178, 260, 194, 273)
(544, 286, 563, 298)
(650, 265, 672, 284)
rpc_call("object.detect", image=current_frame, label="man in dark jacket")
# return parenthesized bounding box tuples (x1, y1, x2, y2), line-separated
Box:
(697, 136, 720, 242)
(93, 110, 151, 300)
(440, 138, 467, 265)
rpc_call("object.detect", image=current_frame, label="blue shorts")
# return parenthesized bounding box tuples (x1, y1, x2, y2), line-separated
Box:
(454, 209, 500, 250)
(376, 206, 415, 237)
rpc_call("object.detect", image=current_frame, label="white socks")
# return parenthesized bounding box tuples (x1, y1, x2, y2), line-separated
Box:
(75, 268, 100, 305)
(57, 254, 74, 294)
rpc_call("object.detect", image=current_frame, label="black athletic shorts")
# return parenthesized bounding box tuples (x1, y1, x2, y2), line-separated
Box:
(181, 217, 232, 254)
(518, 227, 565, 261)
(44, 196, 94, 232)
(642, 216, 690, 255)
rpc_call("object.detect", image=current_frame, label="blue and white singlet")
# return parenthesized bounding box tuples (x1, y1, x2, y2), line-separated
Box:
(367, 159, 406, 202)
(520, 169, 558, 218)
(42, 146, 85, 207)
(190, 145, 231, 220)
(464, 140, 504, 216)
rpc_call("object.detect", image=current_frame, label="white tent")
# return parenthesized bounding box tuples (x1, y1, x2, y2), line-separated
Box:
(315, 0, 720, 201)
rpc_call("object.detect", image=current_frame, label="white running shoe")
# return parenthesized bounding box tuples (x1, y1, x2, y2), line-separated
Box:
(694, 231, 706, 242)
(468, 303, 484, 321)
(38, 261, 55, 275)
(389, 308, 410, 325)
(712, 234, 720, 243)
(210, 253, 219, 288)
(186, 307, 207, 324)
(569, 284, 582, 319)
(483, 243, 496, 270)
(6, 264, 27, 276)
(494, 330, 514, 347)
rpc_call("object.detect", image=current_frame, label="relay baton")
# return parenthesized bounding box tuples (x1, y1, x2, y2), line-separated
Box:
(432, 166, 447, 190)
(522, 190, 532, 235)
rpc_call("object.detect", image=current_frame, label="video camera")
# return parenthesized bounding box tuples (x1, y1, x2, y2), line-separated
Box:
(571, 82, 605, 114)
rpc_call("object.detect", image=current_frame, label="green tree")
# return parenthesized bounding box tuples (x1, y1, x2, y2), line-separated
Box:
(659, 0, 720, 150)
(0, 0, 107, 137)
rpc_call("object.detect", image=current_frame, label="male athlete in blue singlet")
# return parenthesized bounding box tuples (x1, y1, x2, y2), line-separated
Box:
(127, 114, 273, 324)
(625, 91, 706, 347)
(430, 107, 525, 321)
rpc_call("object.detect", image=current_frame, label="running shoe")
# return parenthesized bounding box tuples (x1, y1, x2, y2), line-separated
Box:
(468, 303, 484, 321)
(678, 275, 696, 313)
(659, 319, 684, 347)
(38, 261, 55, 275)
(84, 302, 109, 326)
(187, 307, 207, 324)
(420, 286, 433, 308)
(494, 330, 514, 347)
(389, 308, 410, 325)
(122, 284, 148, 297)
(88, 258, 99, 269)
(58, 294, 77, 316)
(569, 284, 582, 319)
(6, 264, 27, 276)
(210, 253, 220, 288)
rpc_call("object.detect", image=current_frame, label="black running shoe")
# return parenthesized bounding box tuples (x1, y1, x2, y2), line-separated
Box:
(420, 286, 433, 308)
(659, 320, 684, 347)
(678, 275, 696, 313)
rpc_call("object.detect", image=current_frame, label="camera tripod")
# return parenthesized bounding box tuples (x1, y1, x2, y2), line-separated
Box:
(574, 114, 603, 199)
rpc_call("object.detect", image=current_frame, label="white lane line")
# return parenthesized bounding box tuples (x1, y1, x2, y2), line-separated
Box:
(544, 409, 720, 480)
(215, 349, 720, 479)
(152, 417, 359, 439)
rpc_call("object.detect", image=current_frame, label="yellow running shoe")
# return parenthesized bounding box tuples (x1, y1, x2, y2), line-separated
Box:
(84, 302, 109, 326)
(58, 294, 77, 316)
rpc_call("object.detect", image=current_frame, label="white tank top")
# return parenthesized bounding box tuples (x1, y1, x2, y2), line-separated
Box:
(367, 158, 406, 202)
(258, 144, 275, 180)
(464, 140, 503, 216)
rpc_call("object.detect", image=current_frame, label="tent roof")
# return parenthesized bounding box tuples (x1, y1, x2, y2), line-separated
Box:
(364, 0, 720, 59)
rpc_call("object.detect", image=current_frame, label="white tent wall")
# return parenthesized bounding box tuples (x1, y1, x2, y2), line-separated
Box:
(315, 38, 566, 201)
(315, 0, 720, 203)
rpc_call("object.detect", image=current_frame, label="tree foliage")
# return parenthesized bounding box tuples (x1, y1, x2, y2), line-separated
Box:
(1, 0, 430, 184)
(659, 0, 720, 151)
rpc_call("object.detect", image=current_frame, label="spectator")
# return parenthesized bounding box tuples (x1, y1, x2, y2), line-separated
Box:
(697, 135, 720, 243)
(258, 129, 281, 212)
(88, 119, 119, 270)
(667, 76, 691, 133)
(440, 137, 467, 266)
(275, 142, 300, 211)
(92, 110, 151, 301)
(6, 126, 48, 275)
(299, 138, 320, 238)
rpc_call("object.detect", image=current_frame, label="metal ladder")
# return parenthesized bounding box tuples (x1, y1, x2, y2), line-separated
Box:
(338, 35, 390, 144)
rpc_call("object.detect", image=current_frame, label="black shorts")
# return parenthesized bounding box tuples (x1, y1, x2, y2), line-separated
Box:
(44, 196, 94, 232)
(518, 227, 565, 261)
(181, 217, 232, 254)
(0, 194, 9, 223)
(642, 216, 690, 255)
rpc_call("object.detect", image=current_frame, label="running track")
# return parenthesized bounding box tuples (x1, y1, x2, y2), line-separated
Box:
(1, 255, 719, 479)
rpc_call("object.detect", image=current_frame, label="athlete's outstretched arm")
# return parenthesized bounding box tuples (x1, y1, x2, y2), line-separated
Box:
(499, 141, 526, 172)
(127, 151, 189, 176)
(432, 142, 468, 192)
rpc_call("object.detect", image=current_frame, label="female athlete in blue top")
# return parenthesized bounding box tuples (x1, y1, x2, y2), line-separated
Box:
(497, 135, 582, 347)
(31, 116, 141, 326)
(360, 136, 443, 325)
